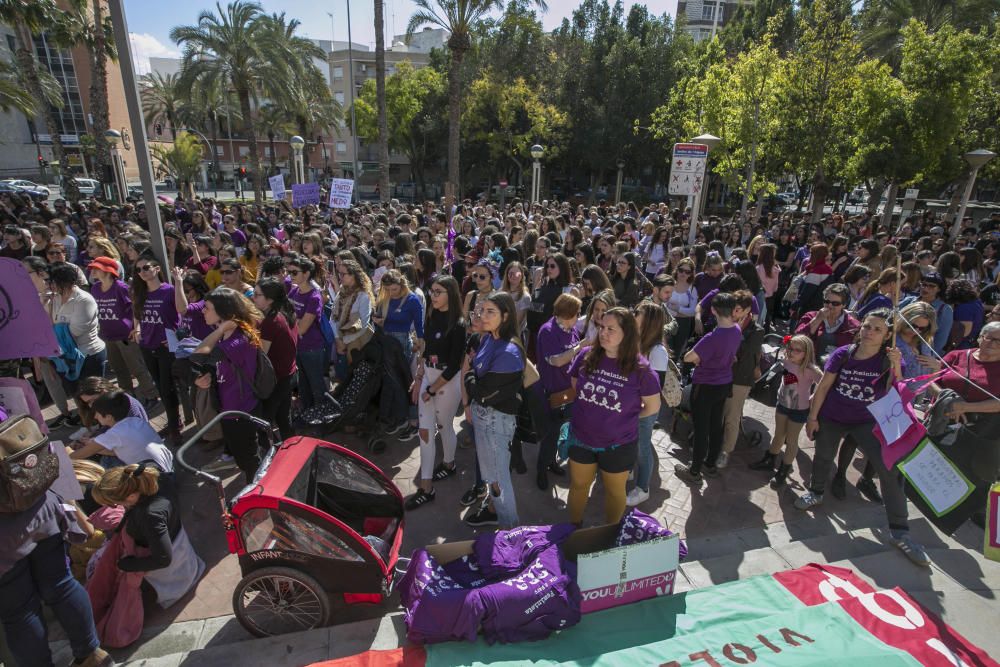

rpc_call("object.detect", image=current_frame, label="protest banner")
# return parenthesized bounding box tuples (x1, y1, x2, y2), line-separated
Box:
(329, 178, 354, 209)
(0, 258, 60, 361)
(291, 183, 321, 208)
(268, 174, 286, 201)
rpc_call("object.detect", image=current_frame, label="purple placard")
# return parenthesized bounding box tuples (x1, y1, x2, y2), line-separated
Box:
(0, 258, 59, 360)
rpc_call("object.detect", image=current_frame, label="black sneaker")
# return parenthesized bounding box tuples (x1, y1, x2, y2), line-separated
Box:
(398, 425, 418, 441)
(857, 477, 882, 503)
(546, 462, 566, 477)
(64, 412, 81, 427)
(702, 465, 720, 478)
(404, 488, 436, 510)
(432, 463, 457, 481)
(384, 421, 407, 436)
(464, 501, 499, 527)
(460, 483, 487, 507)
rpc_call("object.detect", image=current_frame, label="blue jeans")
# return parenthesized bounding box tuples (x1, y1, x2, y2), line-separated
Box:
(472, 403, 518, 527)
(296, 347, 329, 410)
(635, 413, 657, 492)
(0, 534, 100, 666)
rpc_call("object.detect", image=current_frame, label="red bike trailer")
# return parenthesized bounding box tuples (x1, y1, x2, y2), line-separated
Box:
(176, 411, 406, 637)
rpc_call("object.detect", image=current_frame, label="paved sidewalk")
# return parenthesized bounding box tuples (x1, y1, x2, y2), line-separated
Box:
(25, 392, 1000, 665)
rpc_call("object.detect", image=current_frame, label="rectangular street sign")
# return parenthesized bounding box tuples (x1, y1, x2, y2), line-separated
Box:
(669, 143, 708, 196)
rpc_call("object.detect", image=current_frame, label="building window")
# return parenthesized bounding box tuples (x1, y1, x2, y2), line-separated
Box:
(264, 146, 272, 157)
(238, 146, 249, 157)
(216, 146, 224, 156)
(333, 66, 343, 79)
(336, 141, 347, 154)
(334, 91, 345, 104)
(701, 2, 717, 21)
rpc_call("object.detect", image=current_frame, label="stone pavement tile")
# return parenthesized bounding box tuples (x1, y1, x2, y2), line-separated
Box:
(682, 533, 748, 561)
(323, 615, 386, 661)
(110, 620, 203, 663)
(194, 615, 252, 650)
(923, 548, 1000, 595)
(679, 547, 792, 589)
(770, 531, 887, 569)
(118, 655, 184, 667)
(177, 626, 331, 667)
(369, 613, 408, 651)
(908, 589, 1000, 658)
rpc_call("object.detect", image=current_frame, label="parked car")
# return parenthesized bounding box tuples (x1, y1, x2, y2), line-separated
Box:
(776, 192, 798, 206)
(1, 179, 50, 197)
(0, 180, 49, 201)
(62, 177, 101, 197)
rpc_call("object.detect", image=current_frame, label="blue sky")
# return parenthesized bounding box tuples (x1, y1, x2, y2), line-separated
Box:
(124, 0, 677, 74)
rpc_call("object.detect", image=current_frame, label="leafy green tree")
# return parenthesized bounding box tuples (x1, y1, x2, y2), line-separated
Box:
(406, 0, 548, 197)
(354, 61, 446, 198)
(141, 72, 187, 141)
(257, 103, 294, 176)
(152, 132, 204, 200)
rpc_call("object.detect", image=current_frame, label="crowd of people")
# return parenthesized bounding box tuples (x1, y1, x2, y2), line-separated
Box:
(3, 187, 1000, 665)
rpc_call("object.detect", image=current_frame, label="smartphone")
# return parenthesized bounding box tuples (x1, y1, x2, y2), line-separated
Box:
(326, 260, 335, 273)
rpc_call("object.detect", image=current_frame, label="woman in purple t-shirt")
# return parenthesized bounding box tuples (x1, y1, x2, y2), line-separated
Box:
(132, 257, 182, 441)
(287, 257, 328, 410)
(566, 307, 660, 526)
(194, 287, 262, 482)
(796, 309, 930, 566)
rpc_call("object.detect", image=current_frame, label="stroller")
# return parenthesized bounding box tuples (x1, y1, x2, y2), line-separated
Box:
(296, 329, 412, 453)
(176, 412, 407, 638)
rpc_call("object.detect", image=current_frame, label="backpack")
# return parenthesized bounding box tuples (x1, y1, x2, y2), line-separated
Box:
(0, 415, 58, 513)
(231, 347, 278, 401)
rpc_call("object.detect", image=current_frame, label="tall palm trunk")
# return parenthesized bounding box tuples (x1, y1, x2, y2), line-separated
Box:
(13, 20, 65, 172)
(237, 86, 262, 204)
(210, 111, 221, 187)
(374, 0, 390, 203)
(446, 44, 467, 197)
(89, 0, 110, 181)
(267, 131, 277, 174)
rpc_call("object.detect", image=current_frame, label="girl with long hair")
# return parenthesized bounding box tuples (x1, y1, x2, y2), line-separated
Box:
(667, 258, 698, 359)
(406, 276, 468, 510)
(796, 309, 929, 566)
(856, 268, 898, 318)
(328, 259, 375, 375)
(756, 243, 780, 330)
(566, 307, 660, 525)
(132, 257, 182, 440)
(253, 279, 298, 439)
(501, 261, 531, 333)
(374, 268, 424, 373)
(287, 257, 327, 410)
(193, 287, 264, 481)
(628, 302, 670, 506)
(749, 335, 822, 487)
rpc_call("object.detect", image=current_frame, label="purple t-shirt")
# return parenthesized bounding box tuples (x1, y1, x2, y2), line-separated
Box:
(536, 318, 579, 394)
(288, 285, 324, 351)
(473, 335, 524, 377)
(183, 300, 214, 340)
(819, 345, 893, 424)
(690, 324, 742, 385)
(139, 283, 179, 349)
(91, 279, 133, 342)
(214, 330, 258, 414)
(228, 228, 247, 247)
(568, 348, 660, 449)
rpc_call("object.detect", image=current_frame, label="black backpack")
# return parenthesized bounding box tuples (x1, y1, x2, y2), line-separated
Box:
(0, 415, 58, 513)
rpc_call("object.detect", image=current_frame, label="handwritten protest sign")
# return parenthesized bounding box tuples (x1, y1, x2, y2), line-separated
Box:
(291, 183, 321, 208)
(0, 258, 59, 360)
(329, 178, 354, 208)
(268, 174, 286, 201)
(899, 438, 974, 517)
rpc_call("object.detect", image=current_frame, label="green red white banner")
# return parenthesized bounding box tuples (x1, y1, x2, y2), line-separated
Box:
(311, 564, 995, 667)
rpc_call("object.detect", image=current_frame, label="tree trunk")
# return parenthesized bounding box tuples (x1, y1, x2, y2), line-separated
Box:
(210, 113, 221, 188)
(740, 105, 759, 224)
(865, 177, 886, 217)
(374, 0, 390, 203)
(237, 87, 262, 204)
(267, 132, 277, 174)
(880, 178, 899, 235)
(446, 46, 466, 195)
(809, 172, 826, 225)
(89, 0, 110, 183)
(13, 20, 65, 172)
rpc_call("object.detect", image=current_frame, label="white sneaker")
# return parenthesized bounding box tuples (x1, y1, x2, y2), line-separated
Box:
(715, 451, 729, 469)
(626, 487, 650, 507)
(893, 534, 931, 567)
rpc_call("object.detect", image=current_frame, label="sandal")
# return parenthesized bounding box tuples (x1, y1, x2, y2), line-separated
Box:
(432, 463, 457, 480)
(405, 488, 436, 510)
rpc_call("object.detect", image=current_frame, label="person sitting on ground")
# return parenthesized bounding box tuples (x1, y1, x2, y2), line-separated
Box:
(69, 391, 173, 472)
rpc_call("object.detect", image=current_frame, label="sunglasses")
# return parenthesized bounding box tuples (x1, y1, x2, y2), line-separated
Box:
(546, 263, 558, 269)
(474, 273, 490, 280)
(220, 269, 237, 275)
(137, 264, 155, 273)
(823, 299, 844, 306)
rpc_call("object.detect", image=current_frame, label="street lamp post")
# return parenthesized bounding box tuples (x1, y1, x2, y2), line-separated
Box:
(530, 144, 544, 204)
(103, 128, 126, 204)
(615, 158, 625, 204)
(687, 133, 721, 247)
(951, 148, 996, 240)
(345, 0, 361, 202)
(289, 135, 305, 184)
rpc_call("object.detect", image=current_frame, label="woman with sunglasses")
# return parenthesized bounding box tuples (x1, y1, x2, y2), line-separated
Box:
(526, 253, 573, 361)
(666, 258, 698, 360)
(328, 259, 374, 378)
(894, 301, 940, 379)
(462, 258, 497, 316)
(796, 309, 930, 567)
(218, 257, 254, 297)
(132, 258, 183, 441)
(287, 257, 328, 410)
(48, 218, 77, 262)
(406, 276, 467, 510)
(794, 283, 860, 363)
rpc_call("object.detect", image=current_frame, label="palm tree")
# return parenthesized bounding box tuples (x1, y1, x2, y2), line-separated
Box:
(406, 0, 546, 197)
(187, 76, 240, 188)
(0, 59, 60, 117)
(140, 72, 187, 141)
(257, 103, 294, 176)
(374, 0, 390, 202)
(172, 2, 324, 203)
(0, 0, 68, 167)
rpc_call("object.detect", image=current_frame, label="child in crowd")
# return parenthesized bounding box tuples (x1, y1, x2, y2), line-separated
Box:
(69, 391, 174, 473)
(749, 334, 822, 486)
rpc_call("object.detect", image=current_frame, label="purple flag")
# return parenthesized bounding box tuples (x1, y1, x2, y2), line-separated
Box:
(0, 258, 60, 360)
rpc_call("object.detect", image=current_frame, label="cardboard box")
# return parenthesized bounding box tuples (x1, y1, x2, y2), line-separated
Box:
(423, 523, 680, 615)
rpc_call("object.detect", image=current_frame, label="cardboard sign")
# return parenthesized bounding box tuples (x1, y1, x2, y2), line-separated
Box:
(573, 532, 680, 613)
(0, 258, 60, 360)
(899, 438, 975, 517)
(328, 178, 354, 209)
(268, 174, 286, 201)
(291, 182, 321, 208)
